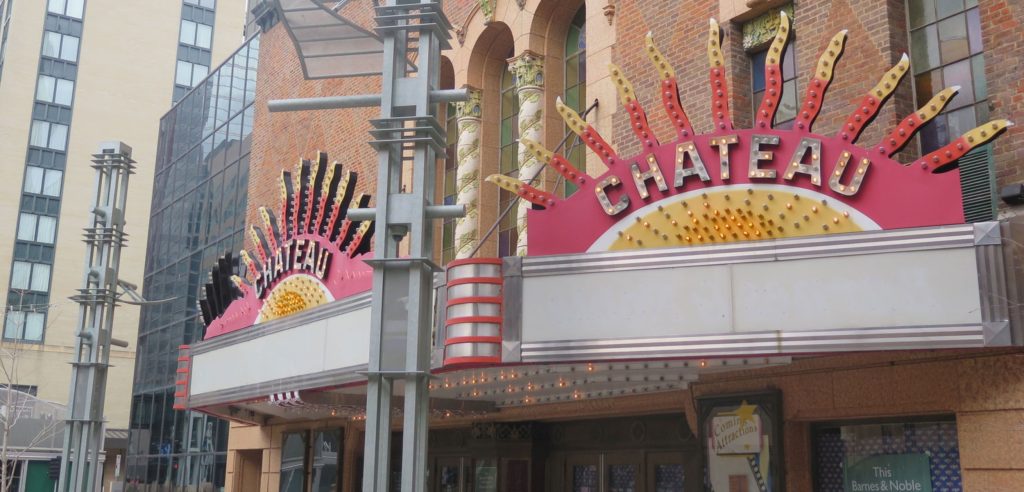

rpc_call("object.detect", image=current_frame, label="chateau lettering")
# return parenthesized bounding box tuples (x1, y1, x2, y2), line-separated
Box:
(254, 239, 333, 299)
(595, 135, 870, 216)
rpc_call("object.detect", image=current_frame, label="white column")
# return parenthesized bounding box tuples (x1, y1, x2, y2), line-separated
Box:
(454, 87, 482, 259)
(509, 51, 544, 256)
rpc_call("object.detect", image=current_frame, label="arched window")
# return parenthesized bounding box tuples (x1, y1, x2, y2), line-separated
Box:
(497, 48, 520, 257)
(563, 6, 586, 196)
(440, 102, 458, 263)
(437, 58, 456, 264)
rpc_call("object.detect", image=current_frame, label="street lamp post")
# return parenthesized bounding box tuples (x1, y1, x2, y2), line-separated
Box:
(358, 3, 458, 490)
(58, 142, 135, 492)
(269, 1, 461, 489)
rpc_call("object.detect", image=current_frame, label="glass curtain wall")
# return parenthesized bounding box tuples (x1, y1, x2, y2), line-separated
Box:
(125, 34, 259, 491)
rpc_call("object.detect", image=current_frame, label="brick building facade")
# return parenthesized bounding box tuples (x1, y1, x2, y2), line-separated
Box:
(250, 0, 1023, 261)
(206, 0, 1024, 490)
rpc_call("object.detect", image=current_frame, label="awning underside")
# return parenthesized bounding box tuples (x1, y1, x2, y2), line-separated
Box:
(276, 0, 385, 78)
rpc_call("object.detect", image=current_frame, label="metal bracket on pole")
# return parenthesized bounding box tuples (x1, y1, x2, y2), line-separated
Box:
(347, 204, 465, 222)
(268, 88, 469, 112)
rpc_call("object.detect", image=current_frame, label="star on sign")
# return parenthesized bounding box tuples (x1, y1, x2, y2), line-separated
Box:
(723, 401, 758, 425)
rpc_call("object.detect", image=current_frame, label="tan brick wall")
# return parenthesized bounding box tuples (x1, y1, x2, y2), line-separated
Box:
(689, 349, 1024, 491)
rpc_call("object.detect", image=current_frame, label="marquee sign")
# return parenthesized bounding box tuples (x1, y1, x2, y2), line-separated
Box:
(488, 14, 1012, 255)
(199, 152, 374, 338)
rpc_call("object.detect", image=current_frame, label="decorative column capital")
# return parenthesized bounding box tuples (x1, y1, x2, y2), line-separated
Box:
(507, 50, 545, 91)
(742, 4, 794, 51)
(455, 86, 483, 120)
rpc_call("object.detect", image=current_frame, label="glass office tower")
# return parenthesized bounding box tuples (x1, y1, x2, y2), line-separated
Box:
(125, 34, 259, 490)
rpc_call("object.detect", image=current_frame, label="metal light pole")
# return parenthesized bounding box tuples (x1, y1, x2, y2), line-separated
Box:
(268, 1, 462, 489)
(58, 142, 135, 492)
(357, 3, 459, 490)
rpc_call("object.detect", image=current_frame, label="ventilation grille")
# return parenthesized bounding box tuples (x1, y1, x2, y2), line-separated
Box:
(959, 145, 996, 222)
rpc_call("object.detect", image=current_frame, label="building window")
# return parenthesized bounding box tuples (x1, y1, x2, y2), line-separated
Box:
(441, 103, 457, 264)
(4, 310, 44, 342)
(17, 213, 57, 244)
(497, 50, 520, 258)
(175, 60, 209, 87)
(24, 166, 63, 197)
(0, 385, 38, 396)
(41, 31, 80, 62)
(311, 429, 342, 492)
(46, 0, 84, 19)
(909, 0, 986, 153)
(563, 6, 586, 197)
(36, 75, 75, 106)
(10, 261, 50, 293)
(184, 0, 215, 9)
(751, 42, 798, 129)
(29, 120, 69, 151)
(180, 19, 213, 49)
(909, 0, 992, 221)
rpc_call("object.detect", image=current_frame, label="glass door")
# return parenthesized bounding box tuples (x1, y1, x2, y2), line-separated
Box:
(646, 452, 686, 492)
(435, 457, 465, 492)
(605, 453, 643, 492)
(566, 454, 601, 492)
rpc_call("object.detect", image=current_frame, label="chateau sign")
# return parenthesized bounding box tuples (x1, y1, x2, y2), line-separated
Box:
(199, 152, 374, 338)
(488, 13, 1011, 255)
(251, 238, 333, 299)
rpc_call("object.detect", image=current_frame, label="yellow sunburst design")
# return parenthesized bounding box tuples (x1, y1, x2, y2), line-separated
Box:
(258, 275, 331, 322)
(608, 187, 864, 250)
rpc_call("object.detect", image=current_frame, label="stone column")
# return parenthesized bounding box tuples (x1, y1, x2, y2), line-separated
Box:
(509, 51, 544, 256)
(454, 87, 483, 259)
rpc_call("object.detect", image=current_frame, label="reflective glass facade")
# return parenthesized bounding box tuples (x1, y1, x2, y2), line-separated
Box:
(126, 34, 259, 490)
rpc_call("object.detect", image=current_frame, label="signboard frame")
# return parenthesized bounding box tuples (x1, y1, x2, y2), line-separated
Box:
(698, 390, 784, 492)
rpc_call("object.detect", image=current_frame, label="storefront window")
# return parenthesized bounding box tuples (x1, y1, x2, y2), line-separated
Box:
(474, 458, 498, 492)
(280, 431, 308, 492)
(438, 463, 460, 491)
(653, 464, 684, 491)
(312, 429, 342, 492)
(813, 420, 961, 491)
(572, 464, 598, 492)
(608, 464, 638, 491)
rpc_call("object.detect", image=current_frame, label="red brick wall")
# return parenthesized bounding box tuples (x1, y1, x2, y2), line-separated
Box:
(981, 0, 1024, 191)
(606, 0, 1020, 197)
(247, 0, 1024, 253)
(246, 23, 380, 252)
(610, 0, 718, 157)
(609, 0, 914, 161)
